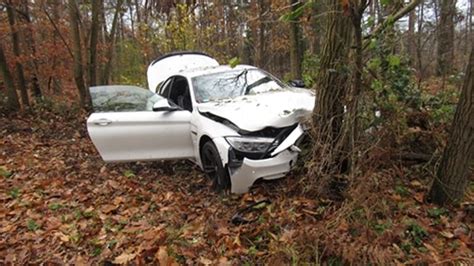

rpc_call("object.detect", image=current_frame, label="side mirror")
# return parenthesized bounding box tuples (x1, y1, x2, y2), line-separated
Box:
(289, 79, 305, 88)
(152, 99, 181, 112)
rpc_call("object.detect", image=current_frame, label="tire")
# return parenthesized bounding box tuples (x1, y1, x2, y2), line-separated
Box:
(200, 141, 230, 191)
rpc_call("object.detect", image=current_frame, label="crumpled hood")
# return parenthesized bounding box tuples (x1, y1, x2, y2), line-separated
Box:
(197, 88, 315, 132)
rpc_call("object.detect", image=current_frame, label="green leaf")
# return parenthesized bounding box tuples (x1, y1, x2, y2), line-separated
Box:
(0, 166, 12, 178)
(228, 57, 240, 68)
(48, 202, 63, 211)
(388, 55, 401, 67)
(8, 188, 20, 199)
(123, 170, 135, 178)
(27, 219, 40, 231)
(368, 38, 378, 50)
(380, 0, 391, 6)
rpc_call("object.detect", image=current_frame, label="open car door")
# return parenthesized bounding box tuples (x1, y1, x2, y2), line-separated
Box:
(87, 85, 194, 162)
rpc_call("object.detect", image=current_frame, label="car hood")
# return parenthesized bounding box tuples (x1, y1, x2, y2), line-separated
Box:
(197, 88, 315, 132)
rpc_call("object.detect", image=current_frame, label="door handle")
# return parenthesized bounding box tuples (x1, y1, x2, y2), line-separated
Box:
(93, 118, 112, 126)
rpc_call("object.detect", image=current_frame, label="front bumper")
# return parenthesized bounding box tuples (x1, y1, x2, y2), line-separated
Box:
(229, 150, 299, 193)
(212, 124, 304, 193)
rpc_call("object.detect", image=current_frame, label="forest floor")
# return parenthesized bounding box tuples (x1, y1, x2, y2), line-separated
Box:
(0, 106, 472, 265)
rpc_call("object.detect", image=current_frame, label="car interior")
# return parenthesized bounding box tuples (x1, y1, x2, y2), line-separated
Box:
(160, 76, 193, 112)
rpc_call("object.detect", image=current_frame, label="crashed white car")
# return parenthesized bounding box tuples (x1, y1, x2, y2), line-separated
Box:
(87, 52, 314, 193)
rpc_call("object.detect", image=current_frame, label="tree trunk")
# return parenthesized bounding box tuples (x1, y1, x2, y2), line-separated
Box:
(340, 0, 367, 174)
(89, 0, 101, 86)
(6, 1, 29, 107)
(416, 1, 425, 81)
(437, 0, 456, 76)
(311, 0, 353, 174)
(68, 0, 90, 108)
(21, 0, 42, 99)
(0, 44, 20, 111)
(255, 0, 266, 68)
(429, 47, 474, 205)
(408, 9, 416, 63)
(102, 0, 123, 85)
(289, 0, 302, 80)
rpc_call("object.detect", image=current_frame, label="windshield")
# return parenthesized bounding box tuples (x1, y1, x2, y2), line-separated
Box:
(192, 69, 287, 103)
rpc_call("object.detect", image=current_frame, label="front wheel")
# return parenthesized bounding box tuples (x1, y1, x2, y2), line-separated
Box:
(200, 141, 230, 191)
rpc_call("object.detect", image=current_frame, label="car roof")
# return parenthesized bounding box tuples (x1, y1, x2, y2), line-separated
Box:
(178, 64, 258, 78)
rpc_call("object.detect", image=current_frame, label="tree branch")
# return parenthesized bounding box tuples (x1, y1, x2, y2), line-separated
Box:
(364, 0, 421, 47)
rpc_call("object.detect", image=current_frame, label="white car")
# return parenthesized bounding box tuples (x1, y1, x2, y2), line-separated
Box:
(87, 52, 315, 193)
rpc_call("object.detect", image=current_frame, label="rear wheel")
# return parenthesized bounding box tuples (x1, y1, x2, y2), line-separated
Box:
(201, 141, 230, 191)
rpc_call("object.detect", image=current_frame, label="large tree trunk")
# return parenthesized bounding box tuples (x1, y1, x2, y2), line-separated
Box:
(429, 47, 474, 205)
(437, 0, 456, 76)
(311, 0, 353, 174)
(68, 0, 90, 108)
(289, 0, 302, 80)
(89, 0, 102, 87)
(0, 44, 20, 111)
(6, 1, 29, 107)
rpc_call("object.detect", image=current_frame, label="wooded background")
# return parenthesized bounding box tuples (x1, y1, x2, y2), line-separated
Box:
(0, 0, 472, 109)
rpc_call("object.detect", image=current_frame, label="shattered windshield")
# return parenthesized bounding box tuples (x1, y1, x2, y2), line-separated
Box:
(192, 69, 287, 103)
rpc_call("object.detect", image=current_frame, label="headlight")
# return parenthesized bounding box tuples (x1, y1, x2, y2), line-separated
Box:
(225, 136, 278, 153)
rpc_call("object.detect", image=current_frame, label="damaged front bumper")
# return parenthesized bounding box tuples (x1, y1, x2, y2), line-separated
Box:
(213, 124, 304, 193)
(229, 150, 299, 193)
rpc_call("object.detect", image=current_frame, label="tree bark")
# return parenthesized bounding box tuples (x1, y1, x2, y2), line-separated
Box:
(6, 1, 29, 107)
(0, 43, 20, 111)
(68, 0, 90, 108)
(310, 0, 353, 174)
(89, 0, 101, 87)
(437, 0, 456, 76)
(255, 0, 266, 68)
(408, 9, 416, 62)
(429, 46, 474, 205)
(289, 0, 302, 80)
(102, 0, 123, 85)
(341, 0, 367, 174)
(21, 0, 42, 98)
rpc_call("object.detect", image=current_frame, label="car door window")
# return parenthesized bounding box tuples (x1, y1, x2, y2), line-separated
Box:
(168, 77, 192, 112)
(90, 85, 162, 112)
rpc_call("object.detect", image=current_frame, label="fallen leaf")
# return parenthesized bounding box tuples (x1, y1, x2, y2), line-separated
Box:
(199, 257, 212, 265)
(440, 231, 454, 239)
(101, 204, 118, 214)
(54, 232, 69, 242)
(113, 252, 137, 264)
(155, 246, 178, 266)
(413, 193, 424, 203)
(217, 257, 231, 266)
